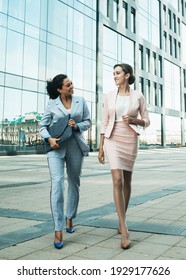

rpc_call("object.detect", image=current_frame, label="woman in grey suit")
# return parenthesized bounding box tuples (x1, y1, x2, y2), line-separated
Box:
(39, 74, 91, 249)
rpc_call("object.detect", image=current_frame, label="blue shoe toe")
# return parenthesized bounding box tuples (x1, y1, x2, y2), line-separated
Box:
(54, 241, 64, 249)
(66, 227, 75, 233)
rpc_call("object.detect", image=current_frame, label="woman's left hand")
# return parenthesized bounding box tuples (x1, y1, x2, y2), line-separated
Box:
(68, 119, 78, 130)
(122, 115, 134, 124)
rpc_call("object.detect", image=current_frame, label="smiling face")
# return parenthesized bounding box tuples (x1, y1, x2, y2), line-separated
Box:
(58, 77, 74, 96)
(113, 66, 130, 86)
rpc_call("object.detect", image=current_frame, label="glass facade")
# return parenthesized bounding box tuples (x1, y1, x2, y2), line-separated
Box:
(0, 0, 186, 155)
(0, 0, 96, 154)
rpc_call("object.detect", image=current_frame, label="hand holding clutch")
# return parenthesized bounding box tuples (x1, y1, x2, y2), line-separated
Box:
(45, 115, 73, 152)
(47, 137, 61, 150)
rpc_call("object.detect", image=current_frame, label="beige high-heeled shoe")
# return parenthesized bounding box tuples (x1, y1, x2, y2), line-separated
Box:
(121, 232, 130, 249)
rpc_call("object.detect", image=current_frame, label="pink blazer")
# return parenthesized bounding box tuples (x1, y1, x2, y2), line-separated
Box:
(100, 88, 150, 137)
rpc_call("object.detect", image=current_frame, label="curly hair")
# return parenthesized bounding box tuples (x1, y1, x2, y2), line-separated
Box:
(46, 74, 67, 99)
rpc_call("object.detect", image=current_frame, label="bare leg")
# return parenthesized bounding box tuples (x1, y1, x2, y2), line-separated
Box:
(123, 170, 132, 212)
(118, 170, 132, 234)
(111, 169, 130, 248)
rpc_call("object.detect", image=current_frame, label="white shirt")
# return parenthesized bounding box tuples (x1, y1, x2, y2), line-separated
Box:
(115, 95, 130, 121)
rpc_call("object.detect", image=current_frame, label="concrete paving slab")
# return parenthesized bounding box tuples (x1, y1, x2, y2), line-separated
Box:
(0, 148, 186, 260)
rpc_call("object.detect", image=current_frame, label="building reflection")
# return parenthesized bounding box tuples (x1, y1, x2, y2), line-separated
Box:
(0, 0, 186, 155)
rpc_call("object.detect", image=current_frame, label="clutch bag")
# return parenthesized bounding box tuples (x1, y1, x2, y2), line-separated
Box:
(45, 115, 72, 152)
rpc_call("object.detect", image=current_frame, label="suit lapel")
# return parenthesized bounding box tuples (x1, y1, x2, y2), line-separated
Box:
(127, 89, 138, 115)
(55, 96, 69, 116)
(70, 95, 80, 118)
(127, 88, 132, 114)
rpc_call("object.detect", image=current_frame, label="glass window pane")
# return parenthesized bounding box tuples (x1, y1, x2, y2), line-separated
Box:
(182, 23, 186, 64)
(38, 42, 47, 80)
(138, 0, 160, 47)
(122, 1, 128, 28)
(67, 6, 73, 41)
(73, 11, 84, 45)
(0, 86, 4, 120)
(23, 78, 37, 92)
(0, 27, 6, 71)
(25, 0, 40, 27)
(38, 93, 46, 114)
(113, 0, 118, 22)
(131, 8, 135, 33)
(40, 0, 48, 30)
(48, 1, 67, 38)
(0, 72, 5, 86)
(8, 0, 25, 20)
(165, 116, 181, 145)
(103, 26, 117, 59)
(6, 30, 23, 75)
(25, 24, 39, 40)
(73, 54, 83, 89)
(22, 91, 37, 115)
(103, 64, 115, 93)
(4, 88, 21, 120)
(46, 45, 66, 78)
(103, 0, 108, 16)
(83, 58, 92, 91)
(121, 37, 134, 66)
(140, 112, 161, 146)
(8, 17, 24, 33)
(166, 0, 178, 11)
(164, 60, 180, 110)
(84, 17, 93, 49)
(0, 0, 8, 13)
(5, 73, 22, 89)
(23, 37, 39, 78)
(0, 12, 7, 27)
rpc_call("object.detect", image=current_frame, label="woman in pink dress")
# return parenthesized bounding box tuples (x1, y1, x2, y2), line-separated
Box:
(98, 63, 150, 249)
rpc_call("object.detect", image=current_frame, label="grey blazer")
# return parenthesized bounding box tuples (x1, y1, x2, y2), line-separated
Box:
(39, 95, 91, 156)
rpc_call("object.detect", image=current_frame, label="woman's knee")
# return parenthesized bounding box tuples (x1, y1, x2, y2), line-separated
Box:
(112, 176, 122, 189)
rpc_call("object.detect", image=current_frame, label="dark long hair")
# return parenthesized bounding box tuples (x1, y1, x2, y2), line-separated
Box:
(46, 74, 67, 99)
(113, 63, 135, 85)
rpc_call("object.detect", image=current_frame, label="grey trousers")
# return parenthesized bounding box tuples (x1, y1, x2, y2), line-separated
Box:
(47, 137, 84, 231)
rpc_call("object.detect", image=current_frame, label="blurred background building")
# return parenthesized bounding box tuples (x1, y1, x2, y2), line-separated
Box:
(0, 0, 186, 155)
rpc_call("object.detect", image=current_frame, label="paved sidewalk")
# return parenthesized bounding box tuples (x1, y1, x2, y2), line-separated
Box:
(0, 148, 186, 260)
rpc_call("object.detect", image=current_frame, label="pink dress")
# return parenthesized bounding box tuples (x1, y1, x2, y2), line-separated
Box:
(104, 121, 138, 171)
(104, 94, 138, 171)
(100, 89, 150, 171)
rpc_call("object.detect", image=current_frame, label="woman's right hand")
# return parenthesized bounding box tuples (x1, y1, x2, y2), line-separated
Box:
(48, 138, 60, 150)
(98, 149, 105, 164)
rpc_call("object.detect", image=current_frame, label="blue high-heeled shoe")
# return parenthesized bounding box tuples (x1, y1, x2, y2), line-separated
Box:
(54, 241, 64, 249)
(66, 227, 75, 233)
(54, 231, 63, 249)
(66, 218, 75, 233)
